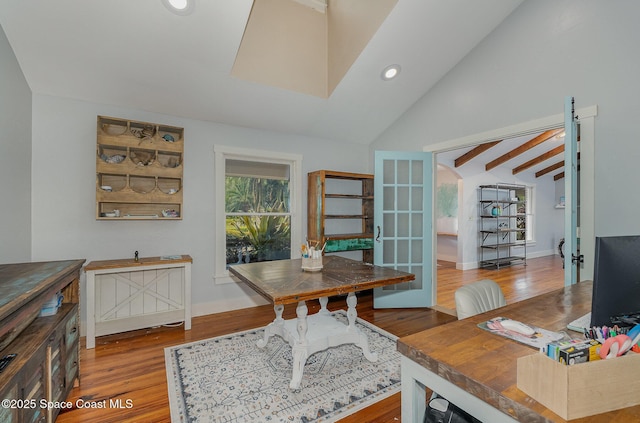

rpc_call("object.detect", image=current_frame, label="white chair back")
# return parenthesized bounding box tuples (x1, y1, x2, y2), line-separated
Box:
(454, 279, 506, 320)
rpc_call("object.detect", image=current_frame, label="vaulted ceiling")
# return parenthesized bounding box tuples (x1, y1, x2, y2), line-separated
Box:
(438, 128, 572, 180)
(0, 0, 523, 145)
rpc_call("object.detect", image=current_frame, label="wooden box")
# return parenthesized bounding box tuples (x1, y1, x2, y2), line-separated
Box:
(517, 352, 640, 420)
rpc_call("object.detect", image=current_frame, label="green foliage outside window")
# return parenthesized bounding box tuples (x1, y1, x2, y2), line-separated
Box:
(225, 176, 291, 264)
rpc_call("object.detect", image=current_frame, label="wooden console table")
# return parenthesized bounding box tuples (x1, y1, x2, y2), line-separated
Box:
(0, 259, 84, 423)
(228, 256, 414, 389)
(398, 281, 640, 423)
(84, 255, 192, 349)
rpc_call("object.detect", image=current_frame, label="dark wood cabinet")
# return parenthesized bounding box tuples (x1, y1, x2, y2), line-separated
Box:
(0, 260, 84, 423)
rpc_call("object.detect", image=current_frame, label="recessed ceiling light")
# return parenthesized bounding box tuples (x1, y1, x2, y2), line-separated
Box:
(162, 0, 194, 15)
(381, 64, 401, 81)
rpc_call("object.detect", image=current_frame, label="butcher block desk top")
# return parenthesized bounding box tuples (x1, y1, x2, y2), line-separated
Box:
(398, 281, 640, 422)
(228, 255, 414, 305)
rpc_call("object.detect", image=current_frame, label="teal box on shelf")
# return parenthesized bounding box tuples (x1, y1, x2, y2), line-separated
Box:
(39, 291, 63, 317)
(325, 238, 374, 253)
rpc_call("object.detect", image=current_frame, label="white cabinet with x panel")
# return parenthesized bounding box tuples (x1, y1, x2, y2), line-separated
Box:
(84, 255, 192, 349)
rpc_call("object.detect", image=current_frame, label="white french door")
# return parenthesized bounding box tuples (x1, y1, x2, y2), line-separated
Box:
(564, 96, 580, 285)
(373, 151, 434, 308)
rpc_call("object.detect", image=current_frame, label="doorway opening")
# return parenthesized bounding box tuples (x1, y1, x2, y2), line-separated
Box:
(433, 131, 565, 312)
(426, 105, 597, 313)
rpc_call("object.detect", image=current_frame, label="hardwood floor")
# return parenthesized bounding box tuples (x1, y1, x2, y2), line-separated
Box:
(436, 254, 565, 311)
(57, 256, 563, 423)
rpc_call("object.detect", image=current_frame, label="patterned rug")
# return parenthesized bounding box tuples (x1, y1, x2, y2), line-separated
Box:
(164, 310, 401, 422)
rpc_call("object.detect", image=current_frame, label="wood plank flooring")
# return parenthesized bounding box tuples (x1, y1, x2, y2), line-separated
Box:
(437, 255, 565, 311)
(56, 256, 564, 423)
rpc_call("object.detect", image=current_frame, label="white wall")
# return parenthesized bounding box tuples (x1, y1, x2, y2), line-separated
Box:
(372, 0, 640, 240)
(30, 94, 370, 329)
(0, 24, 31, 264)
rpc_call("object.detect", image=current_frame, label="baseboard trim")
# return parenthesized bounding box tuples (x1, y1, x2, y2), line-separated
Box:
(192, 294, 269, 318)
(459, 249, 557, 270)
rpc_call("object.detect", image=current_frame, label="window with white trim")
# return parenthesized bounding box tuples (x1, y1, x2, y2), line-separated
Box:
(214, 146, 302, 282)
(516, 185, 534, 242)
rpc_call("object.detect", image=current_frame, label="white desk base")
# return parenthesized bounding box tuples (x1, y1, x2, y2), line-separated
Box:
(260, 292, 377, 390)
(401, 356, 519, 423)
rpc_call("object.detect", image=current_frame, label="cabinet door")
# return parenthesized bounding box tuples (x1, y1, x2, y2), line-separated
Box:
(0, 383, 19, 422)
(22, 348, 47, 423)
(49, 338, 65, 403)
(65, 311, 79, 353)
(64, 311, 80, 388)
(65, 347, 79, 392)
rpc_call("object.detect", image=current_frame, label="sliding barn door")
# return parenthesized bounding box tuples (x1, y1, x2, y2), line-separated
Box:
(373, 151, 434, 308)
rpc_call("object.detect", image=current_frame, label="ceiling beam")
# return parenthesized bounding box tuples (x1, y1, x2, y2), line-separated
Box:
(535, 152, 580, 178)
(485, 128, 564, 171)
(535, 160, 564, 178)
(454, 140, 502, 167)
(512, 145, 565, 174)
(553, 161, 581, 181)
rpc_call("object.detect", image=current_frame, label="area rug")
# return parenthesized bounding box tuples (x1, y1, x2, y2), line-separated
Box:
(164, 310, 401, 423)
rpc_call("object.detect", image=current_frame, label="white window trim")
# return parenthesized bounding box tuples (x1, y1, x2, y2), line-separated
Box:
(525, 185, 535, 243)
(213, 145, 303, 285)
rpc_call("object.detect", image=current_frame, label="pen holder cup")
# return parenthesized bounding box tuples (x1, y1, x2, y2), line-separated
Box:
(301, 257, 323, 272)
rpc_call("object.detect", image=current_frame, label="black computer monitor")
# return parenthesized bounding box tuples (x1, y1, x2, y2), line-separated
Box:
(591, 235, 640, 327)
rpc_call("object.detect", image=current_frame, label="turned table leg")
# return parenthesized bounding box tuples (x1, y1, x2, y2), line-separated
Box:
(346, 292, 378, 362)
(318, 296, 329, 316)
(290, 301, 309, 389)
(257, 303, 285, 348)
